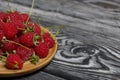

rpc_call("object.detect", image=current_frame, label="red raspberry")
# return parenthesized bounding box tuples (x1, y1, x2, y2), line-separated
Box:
(0, 12, 7, 22)
(6, 11, 23, 22)
(43, 33, 50, 38)
(14, 20, 25, 29)
(0, 30, 4, 42)
(33, 23, 41, 35)
(6, 54, 23, 69)
(16, 46, 34, 61)
(19, 32, 39, 47)
(27, 22, 41, 35)
(3, 38, 19, 51)
(3, 41, 17, 51)
(34, 43, 49, 58)
(20, 13, 30, 22)
(44, 37, 55, 48)
(43, 33, 55, 48)
(0, 19, 4, 29)
(3, 22, 18, 39)
(15, 21, 25, 37)
(6, 11, 24, 27)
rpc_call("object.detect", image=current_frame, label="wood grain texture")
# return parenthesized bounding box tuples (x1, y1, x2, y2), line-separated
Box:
(0, 0, 120, 80)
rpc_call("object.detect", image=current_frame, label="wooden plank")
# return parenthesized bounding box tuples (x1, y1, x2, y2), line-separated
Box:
(0, 0, 120, 80)
(0, 71, 66, 80)
(44, 62, 119, 80)
(2, 0, 120, 39)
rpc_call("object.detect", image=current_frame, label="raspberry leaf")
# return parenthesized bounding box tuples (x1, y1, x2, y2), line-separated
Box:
(46, 25, 64, 37)
(29, 53, 39, 64)
(33, 35, 40, 45)
(36, 18, 41, 25)
(24, 26, 34, 34)
(0, 56, 7, 62)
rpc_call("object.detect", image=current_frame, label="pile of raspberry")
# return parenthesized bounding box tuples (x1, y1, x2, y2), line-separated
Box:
(0, 11, 55, 69)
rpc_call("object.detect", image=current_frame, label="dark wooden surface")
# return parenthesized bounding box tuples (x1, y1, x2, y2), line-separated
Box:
(0, 0, 120, 80)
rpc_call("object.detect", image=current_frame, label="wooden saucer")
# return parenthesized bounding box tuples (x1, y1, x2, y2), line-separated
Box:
(0, 27, 58, 77)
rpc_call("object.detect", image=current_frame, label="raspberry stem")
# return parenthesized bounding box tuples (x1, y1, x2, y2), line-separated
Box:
(26, 0, 35, 24)
(6, 39, 31, 50)
(17, 28, 25, 31)
(8, 0, 11, 11)
(29, 0, 34, 17)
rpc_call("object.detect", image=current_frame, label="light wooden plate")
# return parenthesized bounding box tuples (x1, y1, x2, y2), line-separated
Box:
(0, 26, 58, 77)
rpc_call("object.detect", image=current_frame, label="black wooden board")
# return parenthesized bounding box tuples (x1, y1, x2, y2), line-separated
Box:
(0, 0, 120, 80)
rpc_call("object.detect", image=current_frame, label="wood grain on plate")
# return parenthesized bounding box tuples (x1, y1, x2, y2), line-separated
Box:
(0, 27, 58, 77)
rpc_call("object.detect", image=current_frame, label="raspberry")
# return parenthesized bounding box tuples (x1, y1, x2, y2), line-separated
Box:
(6, 11, 23, 22)
(25, 22, 41, 35)
(20, 13, 30, 22)
(6, 54, 23, 69)
(43, 33, 50, 38)
(19, 32, 39, 47)
(0, 12, 7, 22)
(16, 46, 34, 61)
(3, 38, 19, 51)
(43, 33, 55, 48)
(14, 21, 25, 29)
(0, 30, 4, 42)
(34, 43, 49, 58)
(44, 37, 55, 48)
(33, 23, 41, 35)
(19, 32, 34, 47)
(0, 19, 4, 29)
(3, 22, 18, 39)
(3, 41, 17, 51)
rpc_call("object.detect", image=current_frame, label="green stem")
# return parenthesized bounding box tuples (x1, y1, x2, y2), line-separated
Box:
(29, 0, 34, 16)
(26, 0, 35, 23)
(8, 0, 11, 11)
